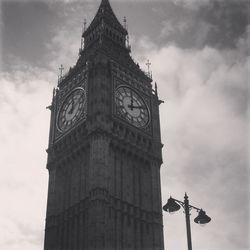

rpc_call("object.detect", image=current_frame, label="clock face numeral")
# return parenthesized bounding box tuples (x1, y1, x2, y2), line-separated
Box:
(115, 86, 150, 128)
(57, 88, 87, 132)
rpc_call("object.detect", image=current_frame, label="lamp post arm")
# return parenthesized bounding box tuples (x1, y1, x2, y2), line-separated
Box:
(188, 204, 202, 212)
(171, 198, 185, 207)
(172, 198, 202, 213)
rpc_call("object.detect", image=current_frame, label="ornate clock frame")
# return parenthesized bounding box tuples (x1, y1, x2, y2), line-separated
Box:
(112, 69, 153, 135)
(54, 69, 88, 141)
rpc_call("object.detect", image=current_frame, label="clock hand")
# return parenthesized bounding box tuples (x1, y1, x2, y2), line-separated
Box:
(68, 97, 75, 114)
(130, 90, 134, 111)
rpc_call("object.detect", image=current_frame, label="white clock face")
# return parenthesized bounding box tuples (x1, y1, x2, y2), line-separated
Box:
(57, 88, 86, 132)
(115, 86, 150, 128)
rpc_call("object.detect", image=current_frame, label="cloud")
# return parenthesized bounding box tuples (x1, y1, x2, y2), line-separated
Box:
(172, 0, 217, 9)
(0, 66, 55, 250)
(2, 0, 96, 72)
(1, 1, 58, 72)
(155, 0, 250, 49)
(160, 19, 190, 38)
(43, 0, 97, 73)
(46, 26, 81, 70)
(197, 0, 249, 49)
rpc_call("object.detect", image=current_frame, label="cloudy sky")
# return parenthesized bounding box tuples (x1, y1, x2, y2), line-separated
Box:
(0, 0, 249, 249)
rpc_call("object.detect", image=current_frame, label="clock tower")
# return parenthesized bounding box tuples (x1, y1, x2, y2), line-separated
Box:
(44, 0, 164, 249)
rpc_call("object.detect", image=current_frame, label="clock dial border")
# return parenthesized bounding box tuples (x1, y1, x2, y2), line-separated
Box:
(56, 87, 87, 133)
(114, 85, 151, 128)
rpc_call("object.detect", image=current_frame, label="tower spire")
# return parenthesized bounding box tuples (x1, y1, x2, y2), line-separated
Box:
(83, 0, 127, 37)
(82, 0, 128, 51)
(99, 0, 112, 10)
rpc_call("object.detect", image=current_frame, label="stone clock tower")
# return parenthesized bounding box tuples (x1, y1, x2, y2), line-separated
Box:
(44, 0, 164, 249)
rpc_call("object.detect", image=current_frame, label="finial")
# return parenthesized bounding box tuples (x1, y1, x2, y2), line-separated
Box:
(83, 18, 87, 32)
(59, 64, 64, 80)
(155, 82, 158, 96)
(126, 34, 130, 51)
(80, 38, 84, 51)
(146, 59, 151, 76)
(123, 16, 127, 29)
(53, 87, 56, 97)
(123, 17, 130, 50)
(80, 19, 87, 52)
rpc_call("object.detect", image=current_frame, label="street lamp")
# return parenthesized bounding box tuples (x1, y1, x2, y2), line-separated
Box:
(163, 193, 211, 250)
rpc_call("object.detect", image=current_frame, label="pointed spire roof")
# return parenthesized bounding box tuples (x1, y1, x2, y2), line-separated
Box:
(83, 0, 127, 37)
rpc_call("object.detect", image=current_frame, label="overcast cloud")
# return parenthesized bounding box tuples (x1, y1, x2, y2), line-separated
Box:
(0, 0, 249, 250)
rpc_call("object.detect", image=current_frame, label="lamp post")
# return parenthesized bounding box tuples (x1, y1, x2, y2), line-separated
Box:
(163, 193, 211, 250)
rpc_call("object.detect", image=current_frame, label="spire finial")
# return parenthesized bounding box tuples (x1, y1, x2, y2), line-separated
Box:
(123, 16, 127, 29)
(100, 0, 110, 13)
(155, 82, 158, 96)
(83, 18, 87, 32)
(146, 59, 151, 74)
(80, 19, 87, 51)
(146, 59, 152, 78)
(59, 64, 64, 80)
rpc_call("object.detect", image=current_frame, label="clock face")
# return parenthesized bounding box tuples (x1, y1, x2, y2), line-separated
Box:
(115, 86, 150, 128)
(57, 87, 87, 132)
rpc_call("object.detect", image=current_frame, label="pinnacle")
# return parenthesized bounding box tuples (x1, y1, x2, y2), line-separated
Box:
(83, 0, 127, 36)
(99, 0, 111, 10)
(101, 0, 110, 5)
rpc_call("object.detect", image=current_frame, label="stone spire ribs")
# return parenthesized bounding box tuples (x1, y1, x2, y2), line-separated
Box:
(82, 0, 128, 50)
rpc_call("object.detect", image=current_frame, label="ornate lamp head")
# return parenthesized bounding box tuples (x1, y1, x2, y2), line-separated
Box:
(194, 209, 211, 224)
(163, 197, 181, 213)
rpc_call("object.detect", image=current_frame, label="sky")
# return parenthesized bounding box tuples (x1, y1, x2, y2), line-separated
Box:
(0, 0, 249, 249)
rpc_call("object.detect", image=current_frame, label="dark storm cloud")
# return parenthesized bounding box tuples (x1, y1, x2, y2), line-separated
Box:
(197, 0, 249, 49)
(2, 0, 98, 72)
(2, 1, 57, 71)
(108, 1, 249, 50)
(157, 0, 249, 49)
(2, 0, 249, 73)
